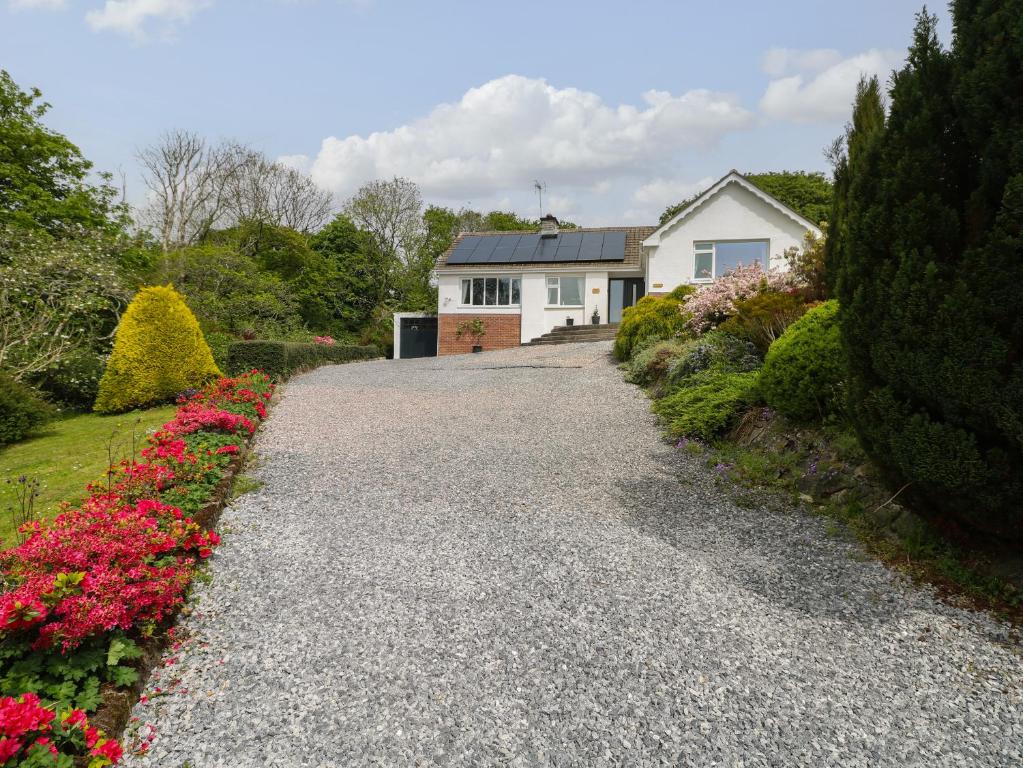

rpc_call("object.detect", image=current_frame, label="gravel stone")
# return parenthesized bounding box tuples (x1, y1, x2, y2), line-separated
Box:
(123, 342, 1023, 767)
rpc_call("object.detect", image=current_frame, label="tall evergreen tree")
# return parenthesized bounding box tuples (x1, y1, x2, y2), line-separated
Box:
(830, 7, 1023, 539)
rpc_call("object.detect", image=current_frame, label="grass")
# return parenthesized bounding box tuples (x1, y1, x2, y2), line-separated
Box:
(0, 405, 177, 546)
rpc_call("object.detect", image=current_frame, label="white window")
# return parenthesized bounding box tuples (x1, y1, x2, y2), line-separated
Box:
(460, 276, 520, 306)
(546, 276, 584, 306)
(693, 240, 769, 281)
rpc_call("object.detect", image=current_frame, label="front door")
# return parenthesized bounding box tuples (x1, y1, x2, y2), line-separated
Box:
(608, 278, 645, 323)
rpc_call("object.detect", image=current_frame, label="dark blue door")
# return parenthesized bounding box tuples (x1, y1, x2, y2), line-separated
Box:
(400, 317, 438, 358)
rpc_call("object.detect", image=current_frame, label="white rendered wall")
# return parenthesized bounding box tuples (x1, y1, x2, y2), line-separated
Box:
(647, 183, 810, 292)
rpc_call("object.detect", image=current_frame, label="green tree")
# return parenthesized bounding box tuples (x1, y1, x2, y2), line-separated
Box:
(830, 7, 1023, 539)
(659, 171, 833, 226)
(309, 214, 391, 333)
(0, 70, 123, 235)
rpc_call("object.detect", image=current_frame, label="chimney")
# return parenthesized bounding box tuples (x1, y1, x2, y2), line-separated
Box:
(539, 214, 560, 238)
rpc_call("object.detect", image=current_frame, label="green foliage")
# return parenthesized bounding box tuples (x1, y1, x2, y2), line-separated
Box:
(310, 214, 389, 332)
(0, 371, 54, 446)
(225, 340, 379, 379)
(455, 317, 486, 341)
(718, 291, 809, 353)
(0, 70, 124, 236)
(663, 330, 762, 392)
(155, 245, 305, 351)
(624, 338, 690, 388)
(744, 171, 833, 226)
(612, 285, 695, 360)
(94, 285, 221, 413)
(783, 227, 829, 300)
(653, 370, 761, 441)
(760, 300, 843, 421)
(0, 226, 132, 388)
(829, 5, 1023, 538)
(0, 633, 142, 713)
(660, 171, 833, 225)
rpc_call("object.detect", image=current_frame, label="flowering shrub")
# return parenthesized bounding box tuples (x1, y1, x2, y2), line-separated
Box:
(0, 692, 121, 766)
(681, 264, 801, 334)
(313, 336, 335, 346)
(0, 370, 273, 763)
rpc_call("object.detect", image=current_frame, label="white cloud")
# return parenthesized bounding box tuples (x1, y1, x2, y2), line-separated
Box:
(761, 47, 843, 78)
(760, 48, 901, 123)
(85, 0, 210, 39)
(304, 75, 753, 206)
(275, 154, 312, 174)
(622, 176, 715, 223)
(8, 0, 67, 9)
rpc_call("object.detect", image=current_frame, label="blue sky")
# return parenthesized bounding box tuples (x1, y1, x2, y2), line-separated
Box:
(2, 0, 950, 225)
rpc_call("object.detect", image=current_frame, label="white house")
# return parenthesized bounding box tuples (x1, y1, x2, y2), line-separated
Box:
(429, 171, 822, 355)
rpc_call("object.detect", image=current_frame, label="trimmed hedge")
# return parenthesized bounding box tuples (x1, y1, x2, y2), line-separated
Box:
(0, 372, 54, 446)
(760, 300, 843, 421)
(226, 340, 380, 379)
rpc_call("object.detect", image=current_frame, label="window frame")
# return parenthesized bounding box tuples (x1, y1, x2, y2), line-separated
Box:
(459, 276, 521, 307)
(545, 275, 585, 307)
(692, 239, 769, 282)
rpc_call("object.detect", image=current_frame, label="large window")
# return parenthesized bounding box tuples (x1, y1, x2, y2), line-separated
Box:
(694, 240, 769, 281)
(546, 276, 584, 306)
(460, 276, 520, 306)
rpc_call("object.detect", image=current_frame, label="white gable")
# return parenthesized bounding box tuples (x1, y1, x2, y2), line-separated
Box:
(643, 172, 822, 291)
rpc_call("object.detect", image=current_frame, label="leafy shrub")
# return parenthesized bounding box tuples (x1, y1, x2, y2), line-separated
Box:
(760, 300, 843, 421)
(94, 286, 221, 413)
(664, 330, 761, 391)
(718, 292, 810, 353)
(226, 340, 379, 379)
(654, 370, 761, 441)
(624, 338, 689, 388)
(681, 264, 800, 334)
(612, 284, 695, 360)
(0, 372, 54, 447)
(31, 349, 106, 409)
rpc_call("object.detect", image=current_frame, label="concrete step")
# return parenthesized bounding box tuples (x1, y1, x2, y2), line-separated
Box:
(524, 323, 620, 346)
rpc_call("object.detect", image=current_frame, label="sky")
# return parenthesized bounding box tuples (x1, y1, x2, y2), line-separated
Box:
(1, 0, 952, 226)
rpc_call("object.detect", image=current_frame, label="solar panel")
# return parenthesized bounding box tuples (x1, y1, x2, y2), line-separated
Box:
(578, 232, 604, 260)
(538, 237, 560, 261)
(471, 237, 499, 262)
(447, 230, 630, 265)
(600, 231, 627, 261)
(489, 247, 518, 263)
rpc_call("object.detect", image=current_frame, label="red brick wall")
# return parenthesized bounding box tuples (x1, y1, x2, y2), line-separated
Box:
(439, 313, 521, 355)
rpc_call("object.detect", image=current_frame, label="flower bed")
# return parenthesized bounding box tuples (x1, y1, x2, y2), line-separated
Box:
(0, 371, 274, 766)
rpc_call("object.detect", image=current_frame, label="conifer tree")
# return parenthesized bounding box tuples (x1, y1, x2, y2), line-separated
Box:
(94, 286, 220, 413)
(830, 7, 1023, 538)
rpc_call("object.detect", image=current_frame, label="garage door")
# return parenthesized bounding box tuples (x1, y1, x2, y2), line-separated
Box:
(399, 316, 438, 359)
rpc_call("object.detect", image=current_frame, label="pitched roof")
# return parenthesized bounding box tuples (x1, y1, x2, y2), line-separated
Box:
(642, 170, 824, 246)
(435, 226, 656, 272)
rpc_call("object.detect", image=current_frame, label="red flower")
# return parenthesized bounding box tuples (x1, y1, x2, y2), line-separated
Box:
(215, 445, 239, 455)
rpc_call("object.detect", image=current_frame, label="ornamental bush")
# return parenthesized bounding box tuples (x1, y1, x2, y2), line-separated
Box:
(653, 369, 761, 441)
(663, 330, 761, 392)
(623, 338, 689, 388)
(760, 300, 843, 422)
(612, 284, 695, 360)
(717, 292, 810, 354)
(0, 372, 54, 447)
(681, 264, 800, 335)
(94, 286, 221, 413)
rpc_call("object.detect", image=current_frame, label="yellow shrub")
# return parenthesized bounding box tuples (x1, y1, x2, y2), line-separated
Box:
(94, 285, 221, 413)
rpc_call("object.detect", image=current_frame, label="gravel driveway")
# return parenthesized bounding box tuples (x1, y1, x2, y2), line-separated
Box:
(125, 342, 1022, 767)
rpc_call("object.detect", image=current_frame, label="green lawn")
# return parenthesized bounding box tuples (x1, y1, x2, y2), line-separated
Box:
(0, 405, 178, 547)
